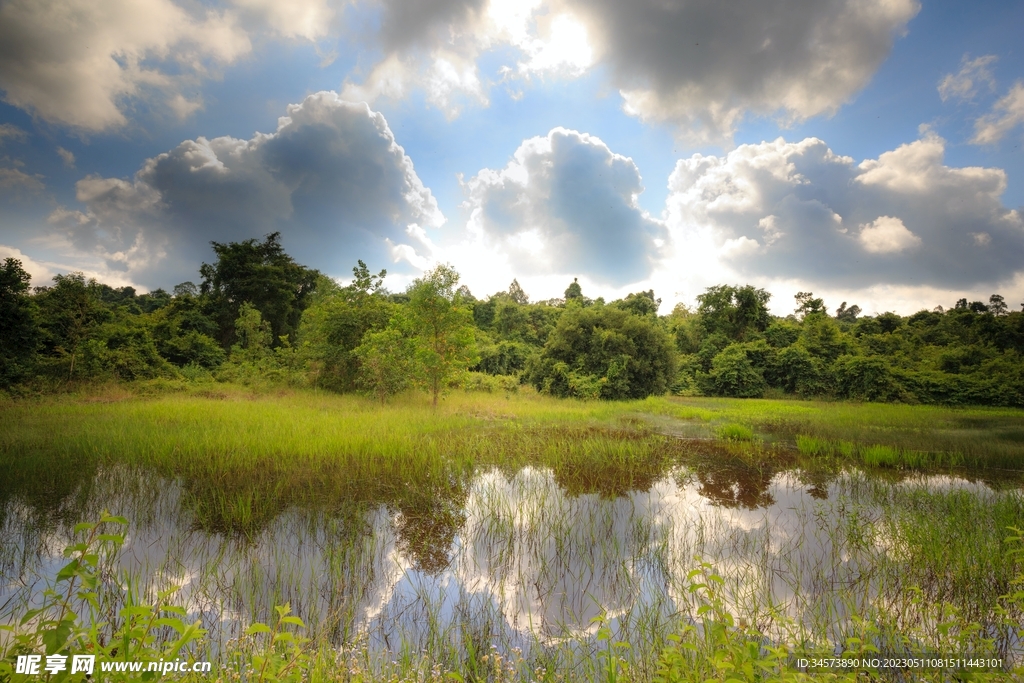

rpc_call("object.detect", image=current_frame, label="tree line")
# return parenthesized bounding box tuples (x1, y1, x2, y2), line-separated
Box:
(3, 232, 1024, 405)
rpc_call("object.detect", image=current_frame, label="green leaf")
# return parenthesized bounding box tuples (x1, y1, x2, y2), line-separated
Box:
(153, 617, 187, 633)
(20, 607, 44, 626)
(55, 559, 81, 582)
(245, 623, 273, 635)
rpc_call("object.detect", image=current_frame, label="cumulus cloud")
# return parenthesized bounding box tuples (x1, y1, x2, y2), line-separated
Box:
(574, 0, 919, 142)
(663, 132, 1024, 288)
(0, 0, 251, 131)
(972, 82, 1024, 145)
(46, 92, 443, 286)
(938, 54, 997, 102)
(461, 127, 666, 286)
(345, 0, 916, 140)
(342, 0, 596, 118)
(232, 0, 334, 41)
(858, 216, 920, 253)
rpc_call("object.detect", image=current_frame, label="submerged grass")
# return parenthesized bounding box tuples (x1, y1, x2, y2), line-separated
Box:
(646, 395, 1024, 471)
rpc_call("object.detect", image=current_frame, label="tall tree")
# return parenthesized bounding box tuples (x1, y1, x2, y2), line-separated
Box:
(298, 263, 393, 391)
(354, 327, 413, 404)
(35, 273, 108, 379)
(564, 277, 583, 301)
(199, 232, 319, 348)
(525, 304, 676, 400)
(404, 264, 478, 407)
(794, 291, 827, 318)
(0, 258, 39, 387)
(508, 279, 529, 305)
(697, 285, 771, 341)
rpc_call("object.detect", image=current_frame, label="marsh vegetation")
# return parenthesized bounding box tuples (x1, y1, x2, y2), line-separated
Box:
(3, 387, 1024, 681)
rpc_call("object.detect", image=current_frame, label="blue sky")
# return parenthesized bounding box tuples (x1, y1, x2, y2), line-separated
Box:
(1, 0, 1023, 315)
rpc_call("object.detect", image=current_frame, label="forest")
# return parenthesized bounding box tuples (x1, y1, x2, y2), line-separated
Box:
(3, 231, 1022, 406)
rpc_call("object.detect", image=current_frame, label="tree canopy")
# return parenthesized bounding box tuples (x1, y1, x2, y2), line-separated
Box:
(4, 236, 1024, 409)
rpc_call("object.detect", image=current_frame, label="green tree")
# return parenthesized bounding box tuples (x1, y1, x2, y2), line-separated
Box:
(706, 344, 767, 398)
(299, 264, 393, 391)
(989, 294, 1008, 316)
(232, 302, 273, 362)
(794, 291, 827, 318)
(151, 289, 224, 368)
(507, 278, 529, 305)
(35, 273, 109, 379)
(615, 290, 661, 317)
(354, 326, 413, 404)
(696, 285, 771, 341)
(199, 232, 319, 348)
(405, 264, 478, 407)
(525, 304, 676, 400)
(834, 301, 862, 323)
(564, 277, 583, 301)
(0, 258, 39, 387)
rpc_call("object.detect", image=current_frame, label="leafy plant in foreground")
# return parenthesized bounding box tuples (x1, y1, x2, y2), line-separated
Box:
(0, 512, 206, 682)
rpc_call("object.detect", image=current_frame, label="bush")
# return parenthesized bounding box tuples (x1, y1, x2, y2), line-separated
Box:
(834, 354, 903, 401)
(525, 305, 676, 400)
(460, 371, 520, 394)
(705, 344, 766, 398)
(474, 339, 533, 375)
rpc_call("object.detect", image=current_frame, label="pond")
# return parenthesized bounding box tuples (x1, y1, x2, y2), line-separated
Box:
(3, 440, 1022, 677)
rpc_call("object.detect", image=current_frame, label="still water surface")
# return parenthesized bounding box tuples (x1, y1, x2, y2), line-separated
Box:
(1, 454, 1020, 668)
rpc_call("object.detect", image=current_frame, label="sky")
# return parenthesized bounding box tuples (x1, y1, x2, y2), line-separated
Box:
(1, 0, 1023, 316)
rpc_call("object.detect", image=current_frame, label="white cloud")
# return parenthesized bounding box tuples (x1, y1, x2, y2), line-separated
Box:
(972, 82, 1024, 145)
(0, 243, 148, 289)
(660, 132, 1024, 290)
(232, 0, 334, 41)
(0, 166, 43, 192)
(938, 54, 997, 102)
(858, 216, 920, 253)
(342, 0, 597, 117)
(56, 147, 75, 168)
(566, 0, 920, 142)
(461, 127, 666, 286)
(344, 0, 917, 139)
(0, 0, 251, 131)
(0, 123, 28, 144)
(44, 92, 442, 287)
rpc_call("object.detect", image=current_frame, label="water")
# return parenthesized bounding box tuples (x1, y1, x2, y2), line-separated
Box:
(1, 452, 1021, 673)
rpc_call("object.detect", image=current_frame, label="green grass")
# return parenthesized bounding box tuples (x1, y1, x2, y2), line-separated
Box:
(714, 422, 754, 441)
(0, 385, 693, 535)
(4, 386, 1024, 536)
(3, 384, 1024, 681)
(651, 395, 1024, 470)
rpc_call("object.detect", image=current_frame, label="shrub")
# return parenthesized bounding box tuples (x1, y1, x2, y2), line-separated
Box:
(525, 305, 676, 400)
(706, 344, 766, 398)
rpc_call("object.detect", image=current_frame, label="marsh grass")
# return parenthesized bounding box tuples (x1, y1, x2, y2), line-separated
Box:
(715, 423, 754, 441)
(648, 396, 1024, 471)
(4, 386, 1024, 680)
(0, 386, 693, 537)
